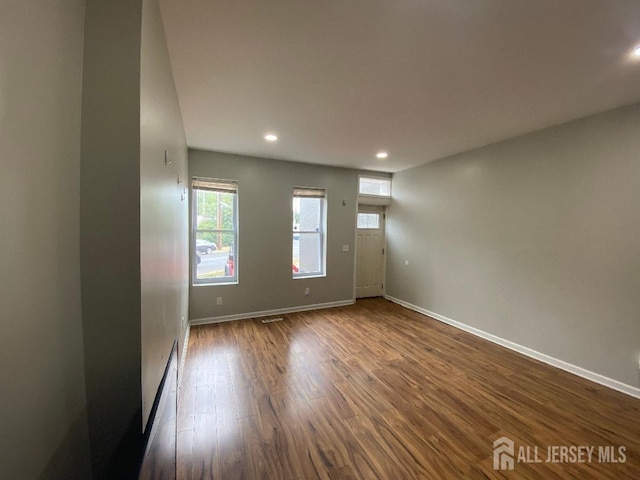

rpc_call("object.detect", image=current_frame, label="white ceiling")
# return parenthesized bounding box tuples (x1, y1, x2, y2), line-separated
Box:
(159, 0, 640, 172)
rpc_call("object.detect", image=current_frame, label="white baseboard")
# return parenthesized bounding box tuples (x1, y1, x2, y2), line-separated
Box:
(385, 295, 640, 400)
(190, 299, 355, 326)
(177, 322, 190, 398)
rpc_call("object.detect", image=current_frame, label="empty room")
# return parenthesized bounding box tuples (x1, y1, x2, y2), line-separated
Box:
(3, 1, 640, 479)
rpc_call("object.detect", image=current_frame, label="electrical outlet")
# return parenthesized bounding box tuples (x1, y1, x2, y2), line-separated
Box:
(305, 287, 310, 296)
(216, 297, 223, 305)
(342, 244, 349, 252)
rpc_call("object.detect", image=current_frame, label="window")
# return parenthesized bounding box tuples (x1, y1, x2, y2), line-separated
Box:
(192, 178, 238, 284)
(357, 212, 380, 229)
(359, 176, 391, 197)
(292, 187, 326, 278)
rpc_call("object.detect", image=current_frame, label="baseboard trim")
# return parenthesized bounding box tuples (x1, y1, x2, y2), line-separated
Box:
(177, 323, 190, 399)
(384, 295, 640, 400)
(190, 299, 355, 326)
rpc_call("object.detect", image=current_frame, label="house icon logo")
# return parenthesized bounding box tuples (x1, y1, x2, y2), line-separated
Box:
(493, 436, 515, 471)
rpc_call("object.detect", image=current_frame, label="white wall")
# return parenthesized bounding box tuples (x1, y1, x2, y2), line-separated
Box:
(141, 0, 189, 425)
(189, 150, 359, 320)
(0, 0, 91, 478)
(387, 103, 640, 389)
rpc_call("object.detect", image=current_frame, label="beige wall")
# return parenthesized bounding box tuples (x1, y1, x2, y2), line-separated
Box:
(0, 0, 91, 479)
(141, 0, 189, 425)
(189, 150, 359, 320)
(387, 103, 640, 388)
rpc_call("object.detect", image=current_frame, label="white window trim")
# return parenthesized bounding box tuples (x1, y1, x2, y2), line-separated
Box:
(191, 177, 239, 286)
(293, 187, 327, 279)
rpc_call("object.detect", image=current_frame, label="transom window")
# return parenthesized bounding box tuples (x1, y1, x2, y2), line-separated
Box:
(292, 187, 326, 278)
(359, 176, 391, 197)
(192, 178, 238, 285)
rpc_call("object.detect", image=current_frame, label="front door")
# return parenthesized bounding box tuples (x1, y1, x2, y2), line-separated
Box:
(356, 206, 385, 298)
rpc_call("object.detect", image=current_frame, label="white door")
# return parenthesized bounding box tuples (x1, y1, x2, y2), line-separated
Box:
(356, 206, 385, 298)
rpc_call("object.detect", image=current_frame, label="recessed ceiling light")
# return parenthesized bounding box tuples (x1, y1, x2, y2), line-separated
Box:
(264, 134, 278, 142)
(632, 44, 640, 58)
(376, 151, 388, 159)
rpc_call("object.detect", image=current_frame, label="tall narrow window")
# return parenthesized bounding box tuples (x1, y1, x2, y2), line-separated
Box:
(292, 187, 326, 278)
(192, 178, 238, 284)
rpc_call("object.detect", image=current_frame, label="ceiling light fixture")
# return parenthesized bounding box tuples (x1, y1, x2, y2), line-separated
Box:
(376, 151, 388, 159)
(632, 44, 640, 58)
(264, 133, 278, 142)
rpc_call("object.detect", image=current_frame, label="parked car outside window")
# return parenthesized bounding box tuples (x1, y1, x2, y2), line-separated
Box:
(196, 239, 217, 254)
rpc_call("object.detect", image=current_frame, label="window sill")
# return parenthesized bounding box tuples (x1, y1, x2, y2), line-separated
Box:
(192, 281, 238, 287)
(293, 274, 326, 280)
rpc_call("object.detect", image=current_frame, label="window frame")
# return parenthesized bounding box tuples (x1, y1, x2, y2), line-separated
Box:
(292, 187, 327, 279)
(191, 177, 239, 286)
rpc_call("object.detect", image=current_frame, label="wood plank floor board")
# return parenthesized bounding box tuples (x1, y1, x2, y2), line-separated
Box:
(215, 406, 244, 480)
(176, 429, 194, 480)
(305, 395, 365, 471)
(231, 384, 261, 419)
(178, 298, 640, 479)
(366, 410, 449, 478)
(239, 415, 278, 480)
(191, 413, 218, 479)
(344, 413, 422, 480)
(178, 385, 196, 432)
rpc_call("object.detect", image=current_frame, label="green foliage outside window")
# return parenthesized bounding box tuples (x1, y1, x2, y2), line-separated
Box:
(196, 191, 235, 249)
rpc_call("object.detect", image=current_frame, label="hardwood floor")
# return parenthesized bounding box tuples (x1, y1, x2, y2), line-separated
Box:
(177, 298, 640, 479)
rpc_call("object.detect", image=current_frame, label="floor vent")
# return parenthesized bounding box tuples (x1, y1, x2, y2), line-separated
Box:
(262, 317, 284, 324)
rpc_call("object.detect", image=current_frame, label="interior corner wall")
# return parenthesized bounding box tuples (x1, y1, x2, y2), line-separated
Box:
(189, 150, 359, 321)
(0, 1, 91, 479)
(386, 103, 640, 389)
(140, 0, 189, 426)
(80, 0, 144, 478)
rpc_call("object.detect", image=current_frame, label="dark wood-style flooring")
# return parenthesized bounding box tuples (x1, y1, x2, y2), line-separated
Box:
(177, 298, 640, 479)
